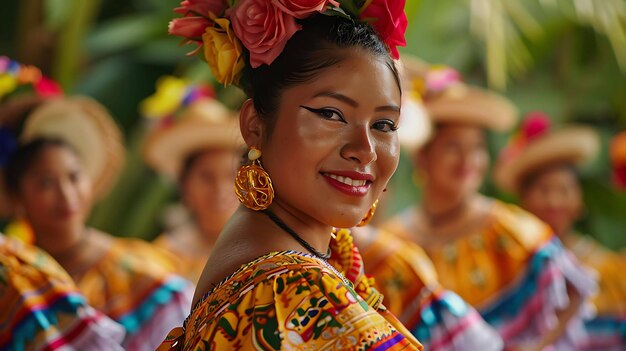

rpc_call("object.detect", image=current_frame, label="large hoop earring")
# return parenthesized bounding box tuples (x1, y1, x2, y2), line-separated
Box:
(234, 147, 274, 211)
(357, 199, 379, 227)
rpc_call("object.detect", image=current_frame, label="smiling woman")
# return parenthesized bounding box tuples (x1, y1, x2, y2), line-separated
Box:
(157, 1, 424, 350)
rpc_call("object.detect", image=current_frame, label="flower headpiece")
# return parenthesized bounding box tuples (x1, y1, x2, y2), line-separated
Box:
(0, 57, 63, 166)
(140, 75, 216, 128)
(0, 56, 62, 101)
(168, 0, 407, 86)
(499, 111, 551, 164)
(411, 65, 463, 101)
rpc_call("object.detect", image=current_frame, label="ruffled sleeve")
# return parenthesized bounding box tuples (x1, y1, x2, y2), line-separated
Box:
(351, 227, 503, 351)
(0, 235, 126, 350)
(477, 203, 598, 350)
(77, 237, 194, 351)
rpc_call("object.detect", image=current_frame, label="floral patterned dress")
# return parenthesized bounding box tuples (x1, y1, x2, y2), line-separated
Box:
(76, 236, 194, 351)
(357, 226, 503, 351)
(157, 229, 423, 351)
(382, 200, 597, 350)
(0, 234, 125, 350)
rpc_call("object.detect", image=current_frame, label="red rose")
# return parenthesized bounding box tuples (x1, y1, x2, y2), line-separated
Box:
(360, 0, 407, 59)
(175, 0, 227, 17)
(168, 16, 212, 41)
(229, 0, 301, 68)
(272, 0, 338, 19)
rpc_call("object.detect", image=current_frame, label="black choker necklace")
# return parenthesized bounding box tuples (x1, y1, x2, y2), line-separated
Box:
(263, 210, 332, 260)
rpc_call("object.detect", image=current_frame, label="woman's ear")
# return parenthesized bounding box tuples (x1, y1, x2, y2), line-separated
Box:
(239, 99, 264, 148)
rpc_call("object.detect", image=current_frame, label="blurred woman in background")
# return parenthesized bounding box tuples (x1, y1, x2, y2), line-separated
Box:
(494, 112, 626, 350)
(353, 65, 503, 351)
(382, 63, 596, 350)
(2, 90, 193, 350)
(142, 76, 243, 283)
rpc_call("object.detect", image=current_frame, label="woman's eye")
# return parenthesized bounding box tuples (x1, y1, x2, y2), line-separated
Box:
(372, 119, 398, 133)
(300, 106, 345, 122)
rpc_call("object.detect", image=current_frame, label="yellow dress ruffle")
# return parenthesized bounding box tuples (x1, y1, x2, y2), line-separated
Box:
(0, 234, 125, 350)
(566, 234, 626, 316)
(77, 237, 193, 350)
(383, 200, 553, 307)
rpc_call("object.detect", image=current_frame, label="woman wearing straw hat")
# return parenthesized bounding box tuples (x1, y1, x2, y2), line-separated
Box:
(0, 57, 126, 350)
(381, 63, 596, 350)
(351, 69, 503, 351)
(494, 112, 626, 350)
(142, 76, 244, 283)
(2, 92, 193, 350)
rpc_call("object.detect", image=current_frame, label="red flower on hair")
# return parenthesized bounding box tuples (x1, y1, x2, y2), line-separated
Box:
(174, 0, 227, 17)
(360, 0, 407, 59)
(168, 16, 213, 41)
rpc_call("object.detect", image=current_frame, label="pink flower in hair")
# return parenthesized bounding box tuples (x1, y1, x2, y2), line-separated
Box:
(169, 16, 213, 41)
(521, 111, 551, 141)
(174, 0, 227, 17)
(360, 0, 407, 59)
(229, 0, 301, 68)
(272, 0, 338, 19)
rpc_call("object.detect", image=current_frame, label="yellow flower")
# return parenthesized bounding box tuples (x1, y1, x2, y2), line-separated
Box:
(0, 74, 18, 98)
(140, 76, 188, 119)
(202, 18, 245, 86)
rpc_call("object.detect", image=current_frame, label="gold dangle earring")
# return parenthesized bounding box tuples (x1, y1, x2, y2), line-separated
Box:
(234, 147, 274, 211)
(357, 199, 379, 227)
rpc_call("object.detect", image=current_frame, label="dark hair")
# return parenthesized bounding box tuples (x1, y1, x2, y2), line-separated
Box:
(241, 14, 401, 133)
(520, 162, 580, 194)
(4, 138, 77, 194)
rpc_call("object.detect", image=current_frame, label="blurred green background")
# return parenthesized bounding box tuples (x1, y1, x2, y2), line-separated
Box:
(1, 0, 625, 249)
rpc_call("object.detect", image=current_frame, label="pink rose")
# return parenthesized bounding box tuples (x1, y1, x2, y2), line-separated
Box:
(360, 0, 407, 59)
(35, 76, 63, 98)
(229, 0, 301, 68)
(168, 16, 212, 41)
(174, 0, 227, 18)
(272, 0, 338, 19)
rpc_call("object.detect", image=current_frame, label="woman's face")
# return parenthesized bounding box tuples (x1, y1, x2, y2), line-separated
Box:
(418, 123, 489, 198)
(15, 145, 93, 249)
(520, 165, 582, 236)
(256, 51, 401, 228)
(181, 148, 239, 232)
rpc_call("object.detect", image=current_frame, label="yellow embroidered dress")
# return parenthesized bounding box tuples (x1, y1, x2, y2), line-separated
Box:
(565, 234, 626, 350)
(76, 237, 194, 351)
(0, 234, 125, 350)
(383, 200, 597, 350)
(158, 229, 423, 351)
(357, 227, 503, 351)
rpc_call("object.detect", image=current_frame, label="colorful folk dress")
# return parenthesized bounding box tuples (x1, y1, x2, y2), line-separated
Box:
(356, 226, 503, 351)
(565, 233, 626, 350)
(157, 229, 423, 351)
(0, 234, 125, 350)
(76, 236, 194, 351)
(383, 199, 597, 350)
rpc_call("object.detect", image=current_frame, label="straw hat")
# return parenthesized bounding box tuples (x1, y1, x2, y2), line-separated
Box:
(142, 99, 244, 179)
(20, 96, 125, 200)
(493, 114, 599, 194)
(400, 56, 518, 133)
